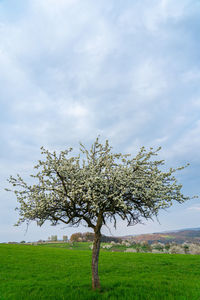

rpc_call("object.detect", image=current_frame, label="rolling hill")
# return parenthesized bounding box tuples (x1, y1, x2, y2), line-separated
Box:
(120, 227, 200, 244)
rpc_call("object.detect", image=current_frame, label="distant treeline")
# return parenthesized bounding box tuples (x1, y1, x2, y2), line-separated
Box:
(70, 232, 122, 243)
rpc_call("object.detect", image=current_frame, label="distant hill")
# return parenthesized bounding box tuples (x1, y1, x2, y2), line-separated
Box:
(119, 228, 200, 244)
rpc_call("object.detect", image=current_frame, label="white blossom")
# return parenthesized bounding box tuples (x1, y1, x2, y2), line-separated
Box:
(7, 137, 192, 231)
(124, 248, 137, 253)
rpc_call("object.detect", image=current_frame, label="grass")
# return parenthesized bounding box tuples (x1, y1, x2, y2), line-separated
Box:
(39, 241, 129, 252)
(0, 244, 200, 299)
(39, 241, 93, 251)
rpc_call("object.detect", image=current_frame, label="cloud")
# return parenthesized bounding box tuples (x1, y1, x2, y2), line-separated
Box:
(1, 0, 200, 157)
(188, 206, 200, 211)
(165, 119, 200, 163)
(130, 59, 167, 100)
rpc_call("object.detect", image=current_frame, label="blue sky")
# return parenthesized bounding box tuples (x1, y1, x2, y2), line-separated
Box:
(0, 0, 200, 242)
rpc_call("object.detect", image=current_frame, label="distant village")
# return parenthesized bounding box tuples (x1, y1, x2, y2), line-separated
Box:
(6, 232, 122, 245)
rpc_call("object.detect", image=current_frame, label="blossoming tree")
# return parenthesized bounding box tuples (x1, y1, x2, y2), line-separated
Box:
(7, 138, 191, 289)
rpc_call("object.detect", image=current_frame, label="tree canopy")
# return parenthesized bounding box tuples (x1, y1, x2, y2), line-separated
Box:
(7, 137, 191, 289)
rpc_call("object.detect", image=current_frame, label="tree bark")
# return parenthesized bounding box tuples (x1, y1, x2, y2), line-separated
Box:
(92, 230, 101, 289)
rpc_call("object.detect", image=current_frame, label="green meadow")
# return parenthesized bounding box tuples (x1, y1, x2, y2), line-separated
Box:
(0, 244, 200, 300)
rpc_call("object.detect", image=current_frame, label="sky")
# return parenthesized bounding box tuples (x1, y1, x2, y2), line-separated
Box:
(0, 0, 200, 242)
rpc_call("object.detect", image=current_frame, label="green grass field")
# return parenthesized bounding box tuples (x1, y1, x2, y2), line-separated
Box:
(38, 241, 129, 252)
(0, 244, 200, 300)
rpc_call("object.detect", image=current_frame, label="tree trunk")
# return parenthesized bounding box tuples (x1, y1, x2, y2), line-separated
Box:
(92, 230, 101, 290)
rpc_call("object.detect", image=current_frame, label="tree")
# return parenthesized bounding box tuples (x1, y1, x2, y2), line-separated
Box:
(51, 235, 57, 242)
(7, 137, 192, 289)
(83, 232, 94, 242)
(63, 235, 68, 242)
(70, 232, 83, 242)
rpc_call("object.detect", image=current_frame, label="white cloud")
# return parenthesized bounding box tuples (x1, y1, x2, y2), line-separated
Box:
(59, 102, 88, 118)
(182, 69, 200, 83)
(167, 120, 200, 161)
(131, 59, 167, 100)
(192, 98, 200, 108)
(188, 206, 200, 211)
(118, 0, 189, 35)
